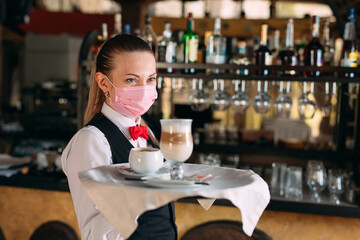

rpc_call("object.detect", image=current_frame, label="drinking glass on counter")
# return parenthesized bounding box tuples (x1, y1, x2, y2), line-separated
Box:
(160, 119, 193, 180)
(271, 162, 287, 196)
(199, 153, 221, 166)
(285, 166, 303, 200)
(328, 169, 345, 205)
(204, 123, 216, 144)
(306, 160, 327, 202)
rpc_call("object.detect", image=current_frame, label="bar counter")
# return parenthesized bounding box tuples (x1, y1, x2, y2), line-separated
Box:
(1, 168, 360, 218)
(1, 168, 360, 240)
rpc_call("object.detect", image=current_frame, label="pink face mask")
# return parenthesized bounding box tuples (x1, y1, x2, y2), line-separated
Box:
(105, 76, 158, 119)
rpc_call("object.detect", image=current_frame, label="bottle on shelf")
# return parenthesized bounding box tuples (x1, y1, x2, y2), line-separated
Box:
(340, 7, 358, 111)
(340, 7, 358, 78)
(133, 28, 141, 37)
(229, 39, 250, 75)
(174, 30, 185, 63)
(92, 23, 108, 57)
(206, 17, 227, 65)
(158, 21, 176, 73)
(321, 19, 334, 66)
(141, 14, 158, 58)
(303, 15, 324, 76)
(124, 24, 131, 35)
(278, 18, 298, 75)
(270, 29, 280, 65)
(197, 36, 206, 64)
(295, 34, 307, 66)
(253, 24, 272, 76)
(204, 0, 211, 18)
(111, 13, 122, 38)
(183, 12, 199, 74)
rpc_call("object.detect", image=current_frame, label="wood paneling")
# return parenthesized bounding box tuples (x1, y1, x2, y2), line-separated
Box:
(0, 186, 79, 240)
(175, 202, 360, 240)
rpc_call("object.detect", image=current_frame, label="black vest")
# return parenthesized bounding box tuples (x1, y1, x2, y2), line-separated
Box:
(87, 113, 177, 240)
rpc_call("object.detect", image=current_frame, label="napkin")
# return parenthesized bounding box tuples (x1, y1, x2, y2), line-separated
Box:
(197, 198, 216, 210)
(0, 168, 21, 177)
(79, 163, 270, 238)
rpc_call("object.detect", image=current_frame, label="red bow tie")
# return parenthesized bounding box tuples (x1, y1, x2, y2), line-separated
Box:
(129, 126, 149, 140)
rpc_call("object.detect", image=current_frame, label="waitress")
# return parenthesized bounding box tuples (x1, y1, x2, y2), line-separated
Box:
(61, 34, 177, 240)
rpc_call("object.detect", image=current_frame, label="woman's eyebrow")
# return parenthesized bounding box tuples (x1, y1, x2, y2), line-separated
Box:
(124, 73, 157, 77)
(125, 73, 140, 77)
(149, 72, 157, 77)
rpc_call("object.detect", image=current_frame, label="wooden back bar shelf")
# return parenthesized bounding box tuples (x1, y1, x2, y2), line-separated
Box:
(156, 62, 360, 83)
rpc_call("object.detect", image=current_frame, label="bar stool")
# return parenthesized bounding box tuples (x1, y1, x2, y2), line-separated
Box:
(0, 227, 5, 240)
(181, 220, 271, 240)
(30, 221, 78, 240)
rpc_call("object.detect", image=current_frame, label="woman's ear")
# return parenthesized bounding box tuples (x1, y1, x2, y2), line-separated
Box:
(95, 72, 111, 93)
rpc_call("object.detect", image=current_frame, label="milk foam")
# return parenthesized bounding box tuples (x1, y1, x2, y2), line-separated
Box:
(160, 119, 192, 132)
(160, 142, 193, 162)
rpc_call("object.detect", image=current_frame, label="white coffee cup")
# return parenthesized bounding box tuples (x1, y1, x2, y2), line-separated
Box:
(129, 147, 164, 174)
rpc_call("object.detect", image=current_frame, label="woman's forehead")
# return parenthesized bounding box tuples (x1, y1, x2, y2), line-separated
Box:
(112, 52, 156, 74)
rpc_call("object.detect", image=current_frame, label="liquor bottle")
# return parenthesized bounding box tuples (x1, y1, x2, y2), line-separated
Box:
(278, 18, 298, 74)
(206, 17, 227, 64)
(230, 39, 249, 75)
(321, 20, 334, 66)
(124, 24, 131, 35)
(295, 34, 307, 66)
(253, 24, 272, 76)
(183, 12, 198, 74)
(340, 8, 358, 78)
(158, 21, 176, 73)
(141, 14, 158, 58)
(111, 13, 122, 38)
(204, 0, 211, 17)
(270, 29, 280, 65)
(197, 36, 206, 64)
(174, 30, 185, 63)
(303, 16, 324, 76)
(92, 23, 108, 56)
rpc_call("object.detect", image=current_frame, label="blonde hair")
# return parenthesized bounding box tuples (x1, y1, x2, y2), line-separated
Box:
(83, 58, 105, 125)
(83, 34, 154, 126)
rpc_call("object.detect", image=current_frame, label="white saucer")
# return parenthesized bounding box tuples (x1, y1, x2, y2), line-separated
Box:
(144, 178, 204, 189)
(117, 166, 169, 179)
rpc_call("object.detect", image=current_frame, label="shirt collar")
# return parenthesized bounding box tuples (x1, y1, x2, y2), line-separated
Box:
(101, 103, 141, 140)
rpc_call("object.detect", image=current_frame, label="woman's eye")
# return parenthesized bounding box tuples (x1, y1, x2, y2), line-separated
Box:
(125, 78, 136, 83)
(148, 77, 156, 82)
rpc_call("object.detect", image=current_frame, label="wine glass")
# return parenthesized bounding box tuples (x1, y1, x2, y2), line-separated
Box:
(189, 79, 209, 111)
(328, 169, 345, 205)
(298, 82, 317, 119)
(320, 82, 333, 117)
(231, 80, 250, 114)
(274, 81, 292, 118)
(160, 119, 193, 180)
(253, 81, 272, 114)
(306, 160, 327, 202)
(211, 79, 231, 111)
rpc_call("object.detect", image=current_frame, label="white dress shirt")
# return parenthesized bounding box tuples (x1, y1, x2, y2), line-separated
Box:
(61, 103, 149, 240)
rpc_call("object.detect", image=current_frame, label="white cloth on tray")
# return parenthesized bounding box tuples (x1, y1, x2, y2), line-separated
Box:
(78, 163, 270, 239)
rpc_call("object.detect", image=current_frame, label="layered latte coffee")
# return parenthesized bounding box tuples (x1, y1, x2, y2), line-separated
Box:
(160, 130, 193, 162)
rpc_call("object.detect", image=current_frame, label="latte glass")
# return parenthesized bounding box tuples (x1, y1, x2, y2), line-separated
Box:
(160, 119, 193, 180)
